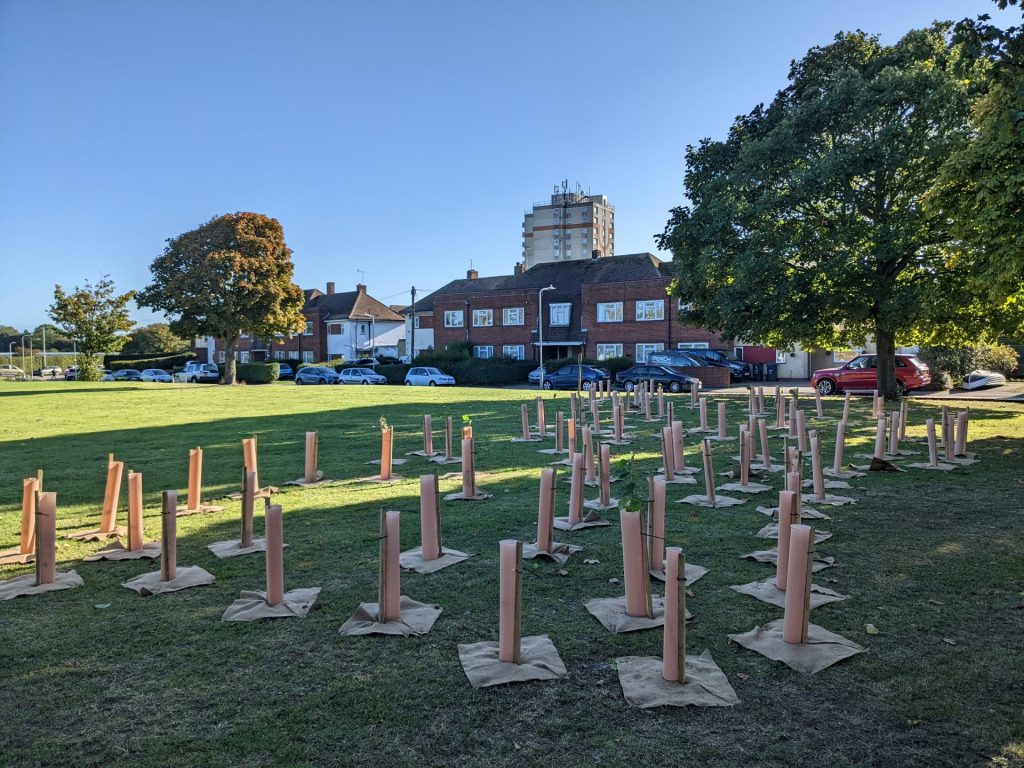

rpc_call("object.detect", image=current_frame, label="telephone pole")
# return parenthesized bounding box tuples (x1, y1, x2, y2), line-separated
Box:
(409, 286, 417, 362)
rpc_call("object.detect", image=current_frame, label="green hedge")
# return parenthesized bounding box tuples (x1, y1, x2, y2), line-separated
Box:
(378, 359, 535, 386)
(106, 352, 196, 371)
(542, 355, 633, 376)
(376, 364, 410, 384)
(236, 362, 280, 384)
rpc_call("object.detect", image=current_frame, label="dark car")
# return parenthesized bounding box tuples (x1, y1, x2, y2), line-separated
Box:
(615, 364, 699, 394)
(277, 363, 294, 380)
(647, 350, 709, 369)
(111, 369, 143, 382)
(295, 366, 340, 385)
(685, 348, 750, 380)
(541, 364, 610, 391)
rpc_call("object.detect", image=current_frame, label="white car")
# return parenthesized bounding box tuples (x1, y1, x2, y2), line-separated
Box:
(961, 370, 1007, 390)
(141, 368, 173, 383)
(404, 366, 456, 386)
(339, 367, 387, 385)
(0, 364, 24, 379)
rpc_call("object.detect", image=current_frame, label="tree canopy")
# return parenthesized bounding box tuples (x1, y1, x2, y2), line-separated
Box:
(49, 276, 135, 380)
(121, 323, 190, 355)
(658, 24, 998, 398)
(137, 212, 305, 384)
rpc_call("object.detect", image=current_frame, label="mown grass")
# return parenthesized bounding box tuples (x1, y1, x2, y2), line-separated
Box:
(0, 381, 1022, 768)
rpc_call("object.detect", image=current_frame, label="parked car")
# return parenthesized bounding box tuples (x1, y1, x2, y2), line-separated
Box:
(377, 355, 401, 365)
(811, 354, 931, 395)
(63, 366, 78, 380)
(111, 369, 143, 382)
(342, 357, 380, 369)
(615, 364, 699, 394)
(178, 362, 221, 383)
(404, 367, 456, 386)
(141, 368, 172, 383)
(685, 348, 751, 380)
(295, 366, 340, 385)
(33, 366, 63, 378)
(0, 364, 24, 379)
(961, 370, 1007, 390)
(647, 350, 710, 369)
(277, 363, 294, 380)
(527, 365, 549, 384)
(339, 367, 387, 385)
(542, 364, 610, 391)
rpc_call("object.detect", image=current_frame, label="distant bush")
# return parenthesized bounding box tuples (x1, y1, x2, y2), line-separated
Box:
(975, 343, 1019, 377)
(414, 341, 472, 365)
(918, 346, 979, 385)
(236, 362, 279, 384)
(375, 364, 410, 384)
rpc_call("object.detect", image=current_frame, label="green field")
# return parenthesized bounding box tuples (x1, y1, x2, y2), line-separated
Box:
(0, 381, 1022, 768)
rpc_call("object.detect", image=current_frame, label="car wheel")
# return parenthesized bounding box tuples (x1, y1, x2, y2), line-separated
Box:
(405, 381, 412, 385)
(624, 381, 634, 392)
(669, 380, 682, 393)
(362, 380, 370, 385)
(895, 380, 907, 396)
(816, 379, 836, 396)
(295, 378, 303, 385)
(428, 380, 436, 386)
(189, 376, 198, 384)
(581, 381, 592, 391)
(542, 380, 553, 390)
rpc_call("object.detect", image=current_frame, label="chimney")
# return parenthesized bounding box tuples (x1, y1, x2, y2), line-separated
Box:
(356, 283, 366, 293)
(467, 269, 478, 280)
(326, 281, 335, 295)
(513, 262, 525, 275)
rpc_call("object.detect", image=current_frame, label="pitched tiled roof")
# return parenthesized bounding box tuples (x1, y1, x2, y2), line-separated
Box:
(306, 290, 405, 322)
(409, 274, 513, 313)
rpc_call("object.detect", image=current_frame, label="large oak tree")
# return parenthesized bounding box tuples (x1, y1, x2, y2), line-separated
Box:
(138, 212, 305, 384)
(658, 25, 992, 398)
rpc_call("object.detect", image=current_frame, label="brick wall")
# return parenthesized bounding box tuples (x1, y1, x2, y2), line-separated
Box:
(675, 365, 732, 389)
(193, 307, 327, 362)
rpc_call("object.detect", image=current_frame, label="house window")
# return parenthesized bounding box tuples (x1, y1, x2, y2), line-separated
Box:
(503, 307, 525, 326)
(413, 317, 420, 329)
(472, 309, 493, 327)
(503, 344, 525, 360)
(550, 303, 571, 327)
(596, 343, 623, 361)
(444, 310, 464, 328)
(677, 342, 709, 350)
(474, 345, 493, 359)
(303, 321, 313, 336)
(218, 351, 225, 363)
(240, 351, 250, 363)
(635, 300, 665, 321)
(273, 350, 284, 360)
(777, 350, 790, 364)
(678, 299, 694, 312)
(597, 302, 623, 323)
(635, 343, 665, 363)
(302, 351, 314, 363)
(832, 349, 859, 364)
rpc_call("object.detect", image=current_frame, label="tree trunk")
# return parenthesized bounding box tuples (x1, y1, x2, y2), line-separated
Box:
(875, 326, 898, 401)
(223, 335, 239, 385)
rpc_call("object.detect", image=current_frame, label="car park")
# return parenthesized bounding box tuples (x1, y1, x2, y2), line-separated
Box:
(339, 367, 387, 385)
(811, 354, 931, 395)
(685, 348, 750, 380)
(141, 368, 173, 383)
(1, 364, 24, 379)
(295, 366, 340, 385)
(404, 367, 456, 386)
(615, 364, 699, 393)
(541, 364, 610, 391)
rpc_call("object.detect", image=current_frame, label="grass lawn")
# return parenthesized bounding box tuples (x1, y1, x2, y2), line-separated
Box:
(0, 381, 1022, 768)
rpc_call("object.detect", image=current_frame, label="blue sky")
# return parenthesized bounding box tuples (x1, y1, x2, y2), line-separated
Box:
(0, 0, 1012, 330)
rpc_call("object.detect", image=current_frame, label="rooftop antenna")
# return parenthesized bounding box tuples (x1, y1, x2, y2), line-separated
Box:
(357, 269, 366, 284)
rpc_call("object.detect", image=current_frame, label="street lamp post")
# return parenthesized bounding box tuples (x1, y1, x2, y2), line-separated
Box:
(537, 285, 556, 389)
(21, 335, 31, 379)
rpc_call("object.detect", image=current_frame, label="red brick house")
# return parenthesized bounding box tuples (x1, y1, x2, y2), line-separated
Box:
(418, 253, 732, 381)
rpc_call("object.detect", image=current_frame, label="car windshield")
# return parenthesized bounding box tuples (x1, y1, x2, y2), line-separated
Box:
(424, 368, 443, 375)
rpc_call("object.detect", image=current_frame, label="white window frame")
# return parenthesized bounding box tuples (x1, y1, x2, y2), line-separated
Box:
(302, 351, 314, 363)
(472, 309, 493, 327)
(413, 316, 420, 329)
(273, 350, 284, 360)
(502, 344, 525, 360)
(635, 343, 665, 363)
(777, 350, 790, 364)
(303, 321, 313, 336)
(596, 302, 623, 323)
(635, 300, 665, 321)
(240, 351, 250, 364)
(596, 343, 623, 361)
(502, 307, 525, 326)
(218, 351, 226, 363)
(444, 310, 464, 328)
(474, 345, 493, 359)
(549, 303, 571, 327)
(677, 342, 709, 350)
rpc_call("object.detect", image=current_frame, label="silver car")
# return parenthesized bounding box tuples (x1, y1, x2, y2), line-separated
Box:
(141, 368, 173, 383)
(339, 367, 387, 385)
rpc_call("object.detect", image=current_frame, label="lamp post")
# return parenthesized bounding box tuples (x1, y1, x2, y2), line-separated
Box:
(21, 335, 31, 379)
(537, 285, 556, 389)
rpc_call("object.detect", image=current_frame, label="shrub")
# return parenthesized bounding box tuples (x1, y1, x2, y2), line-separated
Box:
(444, 359, 534, 385)
(375, 364, 410, 384)
(917, 346, 979, 384)
(236, 362, 279, 384)
(106, 352, 195, 371)
(975, 343, 1019, 377)
(414, 342, 472, 365)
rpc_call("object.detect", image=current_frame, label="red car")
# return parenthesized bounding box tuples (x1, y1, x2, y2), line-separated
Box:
(811, 354, 931, 395)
